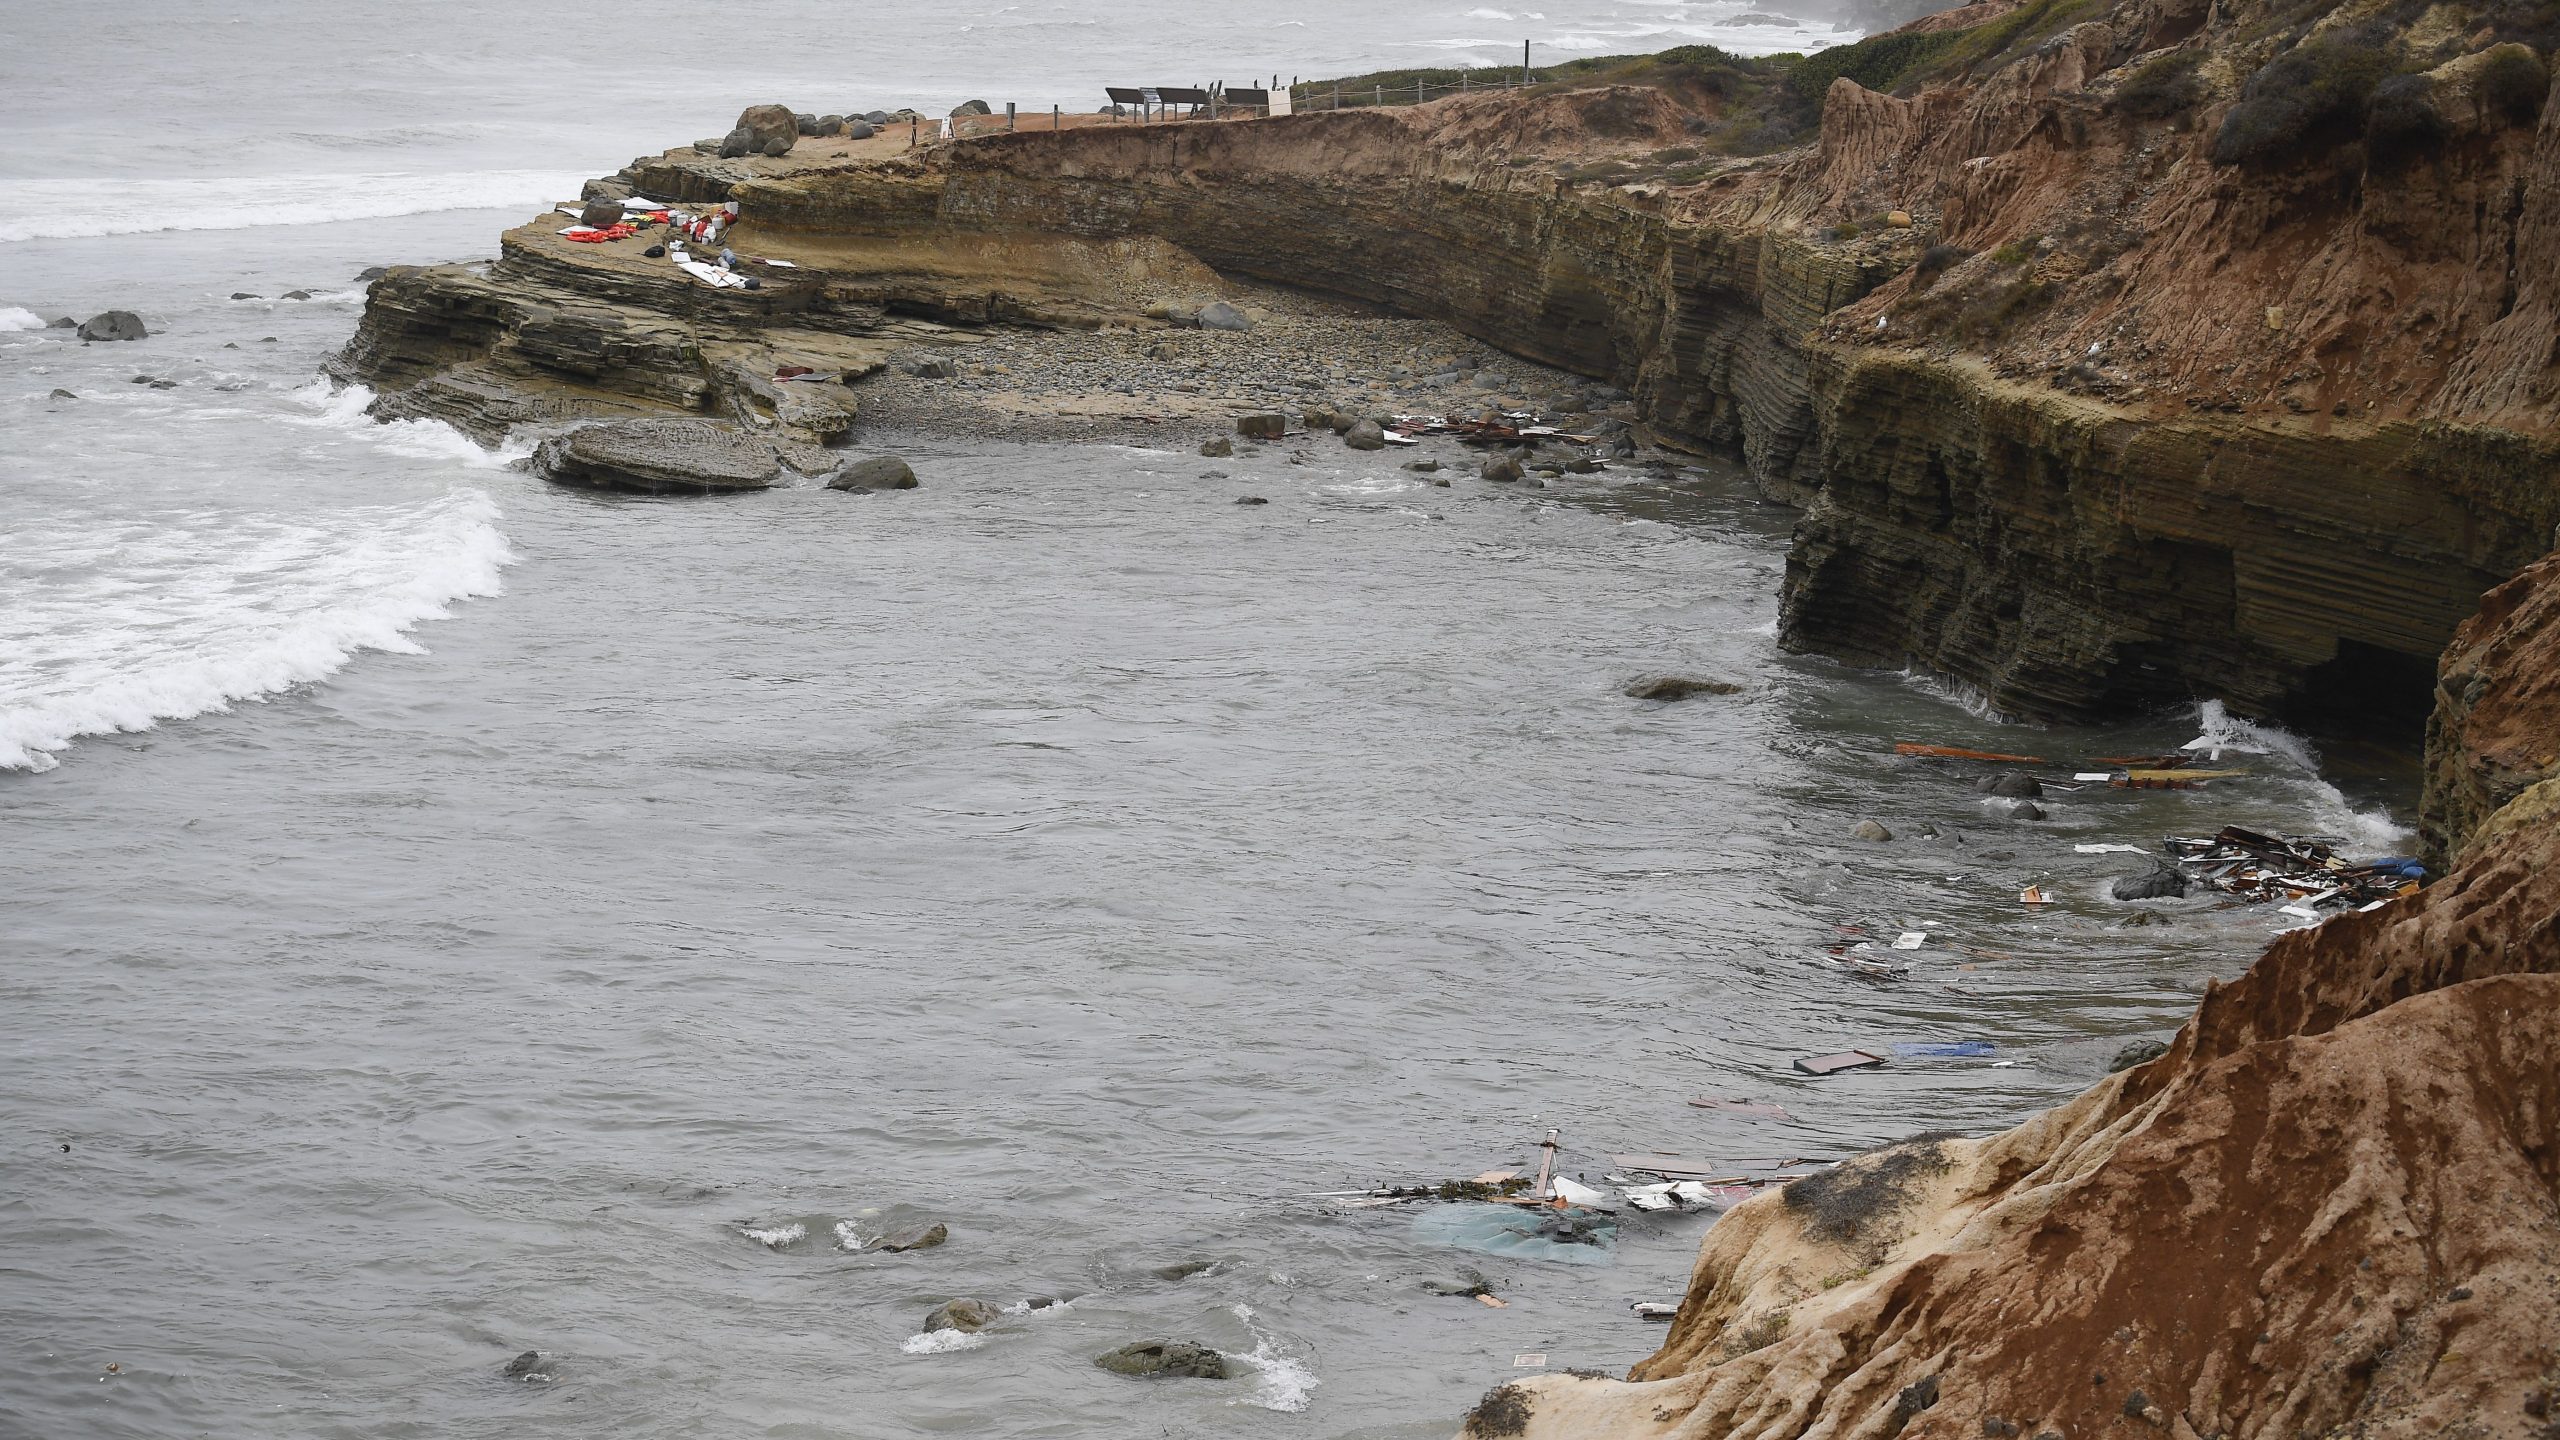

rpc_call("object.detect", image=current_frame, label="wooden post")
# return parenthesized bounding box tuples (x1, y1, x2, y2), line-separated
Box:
(909, 116, 918, 146)
(1522, 39, 1532, 86)
(1053, 104, 1060, 131)
(1006, 102, 1016, 132)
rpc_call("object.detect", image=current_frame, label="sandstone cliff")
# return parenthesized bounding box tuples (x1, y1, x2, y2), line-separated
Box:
(338, 1, 2560, 731)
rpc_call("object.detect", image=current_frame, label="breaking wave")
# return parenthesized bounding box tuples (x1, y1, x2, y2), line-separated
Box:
(1225, 1305, 1319, 1413)
(0, 489, 513, 773)
(0, 306, 45, 331)
(0, 169, 589, 243)
(2185, 700, 2411, 849)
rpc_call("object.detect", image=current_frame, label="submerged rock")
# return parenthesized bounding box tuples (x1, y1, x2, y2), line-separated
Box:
(2111, 865, 2190, 901)
(827, 455, 918, 491)
(1344, 418, 1387, 450)
(924, 1298, 1004, 1334)
(1405, 459, 1441, 473)
(1976, 772, 2044, 799)
(1234, 495, 1269, 506)
(1151, 1258, 1216, 1281)
(1199, 437, 1233, 457)
(76, 311, 147, 342)
(1624, 675, 1743, 702)
(1482, 456, 1524, 483)
(2006, 801, 2047, 821)
(1852, 820, 1895, 842)
(48, 388, 77, 400)
(533, 420, 780, 494)
(871, 1222, 948, 1252)
(1094, 1340, 1231, 1379)
(501, 1350, 550, 1381)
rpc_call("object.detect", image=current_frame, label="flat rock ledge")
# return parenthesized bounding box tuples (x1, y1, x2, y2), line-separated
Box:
(533, 419, 780, 494)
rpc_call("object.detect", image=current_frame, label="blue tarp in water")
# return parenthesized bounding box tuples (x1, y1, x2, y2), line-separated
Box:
(1892, 1041, 1996, 1058)
(1409, 1202, 1618, 1266)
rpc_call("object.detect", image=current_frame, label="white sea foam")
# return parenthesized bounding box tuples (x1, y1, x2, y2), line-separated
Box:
(2185, 701, 2412, 848)
(0, 169, 590, 244)
(742, 1222, 806, 1248)
(1897, 663, 2015, 723)
(1225, 1304, 1318, 1413)
(0, 489, 513, 772)
(0, 306, 44, 331)
(284, 381, 532, 468)
(899, 1329, 989, 1354)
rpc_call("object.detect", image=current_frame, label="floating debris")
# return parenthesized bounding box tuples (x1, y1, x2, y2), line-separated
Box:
(1794, 1049, 1888, 1076)
(2164, 826, 2423, 910)
(1895, 743, 2047, 764)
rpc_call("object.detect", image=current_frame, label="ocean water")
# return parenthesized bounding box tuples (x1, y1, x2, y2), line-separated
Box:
(1, 4, 2418, 1438)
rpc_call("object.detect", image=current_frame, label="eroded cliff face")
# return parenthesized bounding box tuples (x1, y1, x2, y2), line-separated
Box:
(1464, 553, 2560, 1435)
(336, 12, 2558, 726)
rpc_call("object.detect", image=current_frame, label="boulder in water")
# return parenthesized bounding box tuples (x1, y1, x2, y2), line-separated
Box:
(826, 455, 918, 492)
(734, 103, 798, 155)
(48, 315, 76, 328)
(1405, 459, 1441, 473)
(1624, 675, 1743, 701)
(2111, 865, 2190, 901)
(925, 1298, 1004, 1334)
(1094, 1340, 1232, 1379)
(1343, 419, 1387, 451)
(354, 266, 390, 283)
(871, 1222, 948, 1252)
(2006, 800, 2047, 821)
(229, 292, 260, 300)
(1976, 772, 2044, 799)
(501, 1350, 550, 1381)
(532, 419, 781, 494)
(76, 311, 147, 342)
(1199, 437, 1233, 458)
(48, 388, 77, 400)
(1481, 456, 1524, 483)
(1852, 819, 1895, 842)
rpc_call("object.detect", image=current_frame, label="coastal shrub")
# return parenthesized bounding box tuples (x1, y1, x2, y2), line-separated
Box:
(1783, 1134, 1958, 1246)
(1650, 144, 1703, 163)
(1715, 1310, 1790, 1360)
(2210, 29, 2397, 166)
(2479, 46, 2552, 125)
(2364, 73, 2446, 170)
(1933, 0, 2110, 76)
(1989, 239, 2034, 265)
(2109, 48, 2206, 118)
(1912, 242, 1972, 290)
(1785, 27, 1968, 105)
(1831, 221, 1865, 240)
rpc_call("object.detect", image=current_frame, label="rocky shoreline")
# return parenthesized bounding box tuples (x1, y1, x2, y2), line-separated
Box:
(328, 12, 2560, 1430)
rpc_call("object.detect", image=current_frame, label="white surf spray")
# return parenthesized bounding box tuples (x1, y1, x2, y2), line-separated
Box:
(2186, 700, 2412, 849)
(0, 305, 45, 332)
(899, 1329, 990, 1355)
(0, 489, 513, 773)
(1224, 1304, 1319, 1413)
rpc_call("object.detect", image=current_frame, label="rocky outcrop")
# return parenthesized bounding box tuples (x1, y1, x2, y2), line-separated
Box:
(531, 419, 781, 493)
(2421, 547, 2560, 863)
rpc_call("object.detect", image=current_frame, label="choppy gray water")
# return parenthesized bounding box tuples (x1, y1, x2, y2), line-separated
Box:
(2, 4, 2420, 1437)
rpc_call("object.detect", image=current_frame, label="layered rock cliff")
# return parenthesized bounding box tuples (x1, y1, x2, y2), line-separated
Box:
(337, 4, 2560, 731)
